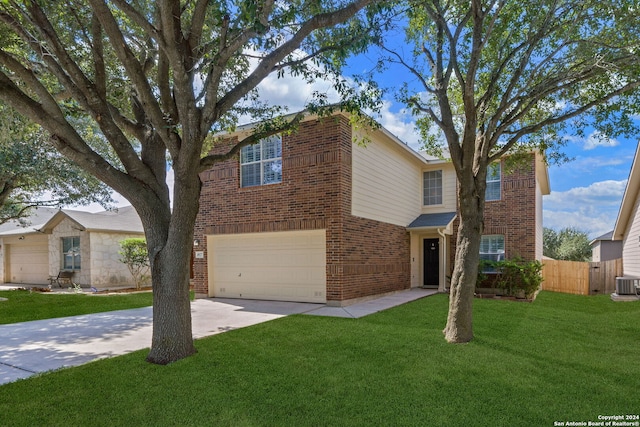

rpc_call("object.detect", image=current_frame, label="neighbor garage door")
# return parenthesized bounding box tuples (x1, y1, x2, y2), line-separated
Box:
(7, 235, 49, 285)
(208, 230, 326, 303)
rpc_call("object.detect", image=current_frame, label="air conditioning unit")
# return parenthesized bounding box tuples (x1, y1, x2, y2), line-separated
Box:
(615, 277, 639, 295)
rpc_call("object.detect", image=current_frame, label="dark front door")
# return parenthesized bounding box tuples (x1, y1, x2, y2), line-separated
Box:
(423, 239, 439, 288)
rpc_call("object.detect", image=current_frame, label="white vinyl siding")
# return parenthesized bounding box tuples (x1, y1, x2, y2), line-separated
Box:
(240, 135, 282, 187)
(622, 194, 640, 277)
(486, 163, 501, 201)
(421, 164, 457, 214)
(352, 133, 422, 226)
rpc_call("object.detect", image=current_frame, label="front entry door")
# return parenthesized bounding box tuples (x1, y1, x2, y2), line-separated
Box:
(423, 239, 439, 288)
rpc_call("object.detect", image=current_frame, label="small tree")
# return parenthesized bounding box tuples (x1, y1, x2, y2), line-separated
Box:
(544, 227, 592, 262)
(380, 0, 640, 344)
(119, 238, 150, 290)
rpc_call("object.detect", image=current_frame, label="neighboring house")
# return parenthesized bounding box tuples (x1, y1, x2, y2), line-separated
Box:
(613, 142, 640, 278)
(193, 111, 550, 305)
(0, 206, 144, 287)
(590, 231, 622, 262)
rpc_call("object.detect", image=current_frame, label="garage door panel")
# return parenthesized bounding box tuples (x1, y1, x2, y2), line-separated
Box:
(209, 230, 326, 303)
(7, 237, 49, 285)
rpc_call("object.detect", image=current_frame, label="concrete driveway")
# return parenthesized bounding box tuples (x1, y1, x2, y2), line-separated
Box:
(0, 288, 436, 385)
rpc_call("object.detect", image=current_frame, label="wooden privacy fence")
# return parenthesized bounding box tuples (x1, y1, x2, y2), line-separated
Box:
(541, 258, 622, 295)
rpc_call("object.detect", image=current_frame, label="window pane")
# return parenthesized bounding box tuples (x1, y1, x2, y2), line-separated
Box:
(485, 163, 501, 201)
(240, 144, 261, 164)
(480, 235, 504, 272)
(423, 170, 443, 205)
(240, 135, 282, 187)
(263, 160, 282, 185)
(485, 181, 500, 201)
(241, 163, 261, 187)
(262, 135, 282, 160)
(62, 237, 81, 270)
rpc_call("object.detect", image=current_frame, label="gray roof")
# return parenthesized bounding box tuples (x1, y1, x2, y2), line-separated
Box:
(407, 212, 457, 229)
(590, 230, 616, 246)
(0, 206, 143, 236)
(593, 230, 614, 241)
(48, 206, 144, 233)
(0, 207, 59, 236)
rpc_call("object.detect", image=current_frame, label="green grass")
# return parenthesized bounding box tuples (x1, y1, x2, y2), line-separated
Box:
(0, 289, 153, 324)
(0, 292, 638, 426)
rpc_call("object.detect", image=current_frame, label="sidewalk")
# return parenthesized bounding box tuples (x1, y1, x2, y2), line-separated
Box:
(0, 288, 437, 385)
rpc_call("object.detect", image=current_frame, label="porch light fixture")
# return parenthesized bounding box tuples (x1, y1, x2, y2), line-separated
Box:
(193, 239, 200, 246)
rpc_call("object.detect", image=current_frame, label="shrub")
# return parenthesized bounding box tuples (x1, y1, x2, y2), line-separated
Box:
(119, 238, 150, 290)
(494, 257, 543, 298)
(479, 257, 543, 299)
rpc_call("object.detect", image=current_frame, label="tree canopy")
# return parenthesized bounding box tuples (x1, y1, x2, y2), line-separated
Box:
(378, 0, 640, 342)
(544, 227, 592, 262)
(0, 105, 113, 225)
(0, 0, 387, 364)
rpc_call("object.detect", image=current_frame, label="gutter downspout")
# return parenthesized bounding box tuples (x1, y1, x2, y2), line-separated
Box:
(438, 228, 447, 292)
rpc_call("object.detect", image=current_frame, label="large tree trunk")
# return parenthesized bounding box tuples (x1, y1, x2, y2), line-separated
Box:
(443, 162, 486, 343)
(140, 172, 201, 365)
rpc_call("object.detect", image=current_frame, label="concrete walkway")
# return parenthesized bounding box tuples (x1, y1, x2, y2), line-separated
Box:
(0, 288, 436, 385)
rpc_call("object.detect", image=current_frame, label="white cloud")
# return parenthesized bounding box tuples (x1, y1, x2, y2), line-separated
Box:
(256, 69, 341, 114)
(583, 130, 620, 150)
(543, 180, 626, 238)
(375, 101, 420, 148)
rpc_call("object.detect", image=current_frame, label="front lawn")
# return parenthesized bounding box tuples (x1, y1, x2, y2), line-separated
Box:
(0, 289, 153, 324)
(0, 292, 637, 426)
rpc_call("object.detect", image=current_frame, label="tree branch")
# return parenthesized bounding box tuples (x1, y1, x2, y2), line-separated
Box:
(89, 0, 181, 157)
(205, 0, 375, 134)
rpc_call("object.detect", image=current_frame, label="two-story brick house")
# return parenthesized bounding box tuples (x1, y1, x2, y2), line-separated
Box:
(192, 111, 550, 305)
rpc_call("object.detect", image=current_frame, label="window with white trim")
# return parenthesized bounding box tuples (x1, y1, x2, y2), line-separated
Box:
(423, 170, 443, 205)
(240, 135, 282, 187)
(485, 162, 501, 201)
(480, 235, 504, 272)
(62, 236, 81, 270)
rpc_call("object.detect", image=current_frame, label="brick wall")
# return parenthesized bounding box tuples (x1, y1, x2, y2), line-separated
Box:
(193, 114, 410, 303)
(449, 154, 539, 272)
(483, 155, 538, 261)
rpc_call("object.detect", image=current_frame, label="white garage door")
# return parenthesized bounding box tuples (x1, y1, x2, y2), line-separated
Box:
(208, 230, 326, 303)
(7, 236, 49, 285)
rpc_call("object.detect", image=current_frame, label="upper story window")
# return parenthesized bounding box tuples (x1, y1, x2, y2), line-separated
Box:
(485, 162, 501, 201)
(240, 135, 282, 188)
(62, 236, 81, 270)
(479, 234, 504, 272)
(423, 170, 443, 205)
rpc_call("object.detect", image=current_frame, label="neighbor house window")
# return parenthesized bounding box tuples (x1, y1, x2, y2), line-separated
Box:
(240, 135, 282, 187)
(480, 235, 504, 272)
(485, 162, 501, 201)
(62, 236, 81, 270)
(423, 170, 443, 205)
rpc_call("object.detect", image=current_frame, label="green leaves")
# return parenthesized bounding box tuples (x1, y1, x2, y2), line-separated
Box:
(119, 238, 150, 290)
(0, 105, 113, 225)
(543, 227, 592, 262)
(397, 0, 640, 158)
